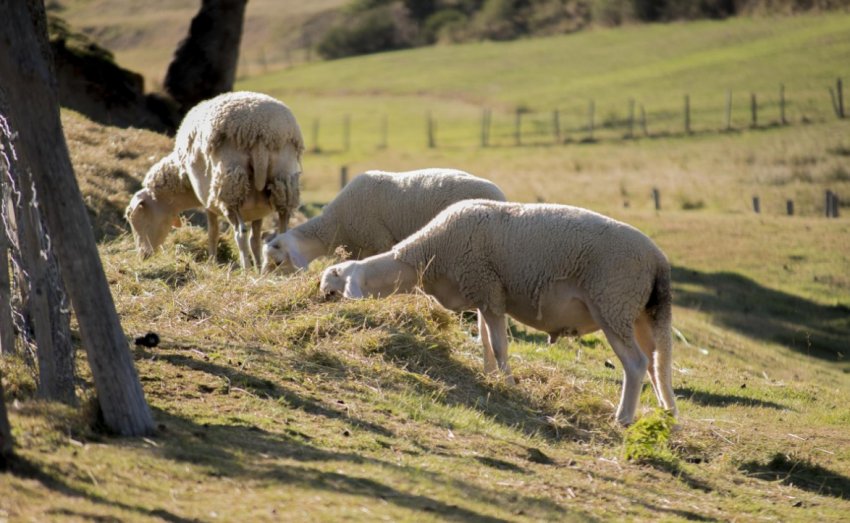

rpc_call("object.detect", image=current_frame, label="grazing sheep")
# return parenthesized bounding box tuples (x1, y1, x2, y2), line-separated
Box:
(261, 168, 505, 273)
(126, 91, 304, 269)
(319, 200, 677, 426)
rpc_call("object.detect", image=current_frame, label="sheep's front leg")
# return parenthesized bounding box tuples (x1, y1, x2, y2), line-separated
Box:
(249, 219, 263, 270)
(206, 211, 219, 261)
(477, 309, 499, 375)
(602, 327, 649, 426)
(481, 310, 515, 385)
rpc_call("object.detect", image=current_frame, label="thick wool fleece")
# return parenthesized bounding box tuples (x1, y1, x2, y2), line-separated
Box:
(173, 91, 304, 212)
(142, 153, 191, 195)
(392, 200, 671, 340)
(296, 169, 506, 257)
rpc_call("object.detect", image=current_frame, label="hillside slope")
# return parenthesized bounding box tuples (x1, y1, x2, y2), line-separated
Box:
(0, 105, 849, 521)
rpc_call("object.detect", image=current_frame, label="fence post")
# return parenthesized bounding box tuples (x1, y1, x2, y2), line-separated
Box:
(725, 89, 732, 131)
(627, 99, 635, 139)
(826, 190, 834, 217)
(311, 117, 320, 153)
(832, 192, 841, 218)
(343, 114, 350, 152)
(640, 104, 648, 136)
(340, 165, 348, 189)
(684, 94, 691, 134)
(588, 100, 595, 141)
(786, 199, 794, 216)
(481, 109, 490, 147)
(514, 108, 522, 146)
(779, 84, 787, 125)
(752, 196, 760, 214)
(750, 93, 758, 128)
(652, 187, 661, 211)
(427, 111, 435, 148)
(553, 109, 560, 144)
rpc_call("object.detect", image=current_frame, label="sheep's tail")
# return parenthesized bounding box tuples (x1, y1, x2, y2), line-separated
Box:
(646, 262, 678, 418)
(251, 144, 270, 192)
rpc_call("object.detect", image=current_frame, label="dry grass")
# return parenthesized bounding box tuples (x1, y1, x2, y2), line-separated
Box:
(1, 107, 849, 520)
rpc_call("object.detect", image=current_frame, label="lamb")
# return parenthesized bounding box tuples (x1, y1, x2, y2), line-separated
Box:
(126, 91, 304, 269)
(319, 200, 677, 426)
(261, 168, 505, 273)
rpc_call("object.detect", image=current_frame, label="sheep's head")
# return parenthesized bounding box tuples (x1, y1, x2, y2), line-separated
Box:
(261, 233, 300, 274)
(319, 261, 359, 299)
(125, 189, 178, 259)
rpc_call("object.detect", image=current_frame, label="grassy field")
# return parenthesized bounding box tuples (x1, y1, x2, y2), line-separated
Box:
(2, 13, 850, 522)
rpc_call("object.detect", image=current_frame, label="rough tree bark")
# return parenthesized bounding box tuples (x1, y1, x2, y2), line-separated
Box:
(0, 132, 14, 358)
(165, 0, 248, 115)
(0, 1, 154, 435)
(0, 114, 76, 405)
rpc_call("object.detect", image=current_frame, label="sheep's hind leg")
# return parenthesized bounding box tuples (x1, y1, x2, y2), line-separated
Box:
(206, 211, 219, 261)
(602, 326, 649, 426)
(477, 309, 499, 375)
(224, 209, 251, 269)
(249, 219, 263, 270)
(481, 310, 515, 385)
(634, 313, 663, 407)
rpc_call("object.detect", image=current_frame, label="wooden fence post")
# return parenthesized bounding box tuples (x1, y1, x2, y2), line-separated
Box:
(752, 196, 760, 214)
(553, 109, 560, 144)
(427, 111, 435, 148)
(311, 117, 320, 152)
(588, 100, 595, 141)
(652, 188, 661, 211)
(826, 190, 834, 217)
(684, 94, 691, 134)
(627, 99, 635, 139)
(481, 109, 490, 147)
(786, 199, 794, 216)
(725, 89, 732, 131)
(750, 93, 758, 128)
(779, 84, 787, 125)
(514, 108, 522, 146)
(340, 165, 348, 189)
(832, 192, 841, 218)
(640, 104, 648, 136)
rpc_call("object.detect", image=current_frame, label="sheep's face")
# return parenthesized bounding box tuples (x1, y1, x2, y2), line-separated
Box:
(261, 234, 297, 274)
(125, 189, 176, 259)
(319, 262, 354, 299)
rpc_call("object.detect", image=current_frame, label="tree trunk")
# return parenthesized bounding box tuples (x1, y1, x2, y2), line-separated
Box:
(0, 116, 76, 404)
(0, 134, 15, 357)
(164, 0, 248, 115)
(0, 1, 153, 436)
(0, 372, 12, 465)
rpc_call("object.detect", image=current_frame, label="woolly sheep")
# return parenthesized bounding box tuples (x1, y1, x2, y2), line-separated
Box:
(126, 91, 304, 269)
(319, 200, 677, 426)
(261, 168, 506, 273)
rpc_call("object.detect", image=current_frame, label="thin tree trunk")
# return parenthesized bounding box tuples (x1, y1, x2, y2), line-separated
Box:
(0, 135, 15, 357)
(0, 118, 75, 404)
(165, 0, 248, 115)
(0, 372, 11, 464)
(0, 1, 153, 435)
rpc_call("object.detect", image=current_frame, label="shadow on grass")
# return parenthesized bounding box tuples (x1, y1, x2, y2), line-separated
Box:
(672, 266, 850, 362)
(740, 453, 850, 499)
(676, 386, 787, 410)
(142, 409, 574, 522)
(5, 455, 196, 523)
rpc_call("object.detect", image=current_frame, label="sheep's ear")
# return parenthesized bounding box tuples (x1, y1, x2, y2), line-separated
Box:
(344, 278, 363, 299)
(172, 215, 182, 228)
(261, 231, 275, 243)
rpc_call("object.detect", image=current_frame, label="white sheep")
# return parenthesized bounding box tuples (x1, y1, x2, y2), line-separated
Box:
(319, 199, 677, 426)
(126, 91, 304, 269)
(261, 168, 505, 273)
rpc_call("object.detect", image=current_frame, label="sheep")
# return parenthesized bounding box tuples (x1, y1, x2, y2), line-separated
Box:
(261, 168, 506, 273)
(126, 91, 304, 269)
(319, 199, 677, 426)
